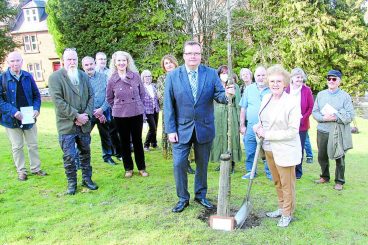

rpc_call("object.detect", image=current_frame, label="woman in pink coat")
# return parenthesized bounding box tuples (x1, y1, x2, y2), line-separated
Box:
(285, 68, 314, 179)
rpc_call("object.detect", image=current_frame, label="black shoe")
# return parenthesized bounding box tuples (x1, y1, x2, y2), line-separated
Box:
(194, 198, 214, 210)
(172, 200, 189, 213)
(187, 164, 195, 174)
(82, 179, 99, 190)
(104, 158, 116, 165)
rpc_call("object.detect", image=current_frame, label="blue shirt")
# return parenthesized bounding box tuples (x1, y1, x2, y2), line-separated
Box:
(239, 83, 270, 126)
(88, 71, 109, 111)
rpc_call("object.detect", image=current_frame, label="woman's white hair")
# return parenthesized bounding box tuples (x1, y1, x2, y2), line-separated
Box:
(109, 51, 138, 77)
(239, 68, 252, 79)
(140, 70, 152, 81)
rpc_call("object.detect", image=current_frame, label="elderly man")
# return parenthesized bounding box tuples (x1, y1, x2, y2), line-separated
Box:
(0, 51, 46, 181)
(239, 66, 272, 180)
(312, 70, 355, 191)
(49, 48, 98, 195)
(164, 40, 234, 213)
(82, 56, 115, 165)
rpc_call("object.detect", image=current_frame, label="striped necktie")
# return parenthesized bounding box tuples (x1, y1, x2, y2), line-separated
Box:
(189, 71, 197, 99)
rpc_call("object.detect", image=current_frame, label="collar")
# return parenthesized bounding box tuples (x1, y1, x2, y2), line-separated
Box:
(9, 69, 23, 81)
(88, 71, 97, 78)
(185, 65, 199, 74)
(110, 70, 135, 83)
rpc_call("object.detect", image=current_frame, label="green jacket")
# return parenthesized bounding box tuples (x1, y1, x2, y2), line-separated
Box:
(48, 68, 94, 135)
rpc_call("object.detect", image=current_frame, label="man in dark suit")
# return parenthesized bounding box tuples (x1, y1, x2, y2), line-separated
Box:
(49, 48, 98, 195)
(164, 40, 234, 213)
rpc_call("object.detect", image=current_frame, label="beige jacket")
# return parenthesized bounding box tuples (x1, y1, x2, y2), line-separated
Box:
(258, 92, 302, 167)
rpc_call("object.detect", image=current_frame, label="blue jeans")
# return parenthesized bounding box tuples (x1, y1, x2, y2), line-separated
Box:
(244, 129, 271, 177)
(305, 131, 313, 158)
(59, 127, 92, 180)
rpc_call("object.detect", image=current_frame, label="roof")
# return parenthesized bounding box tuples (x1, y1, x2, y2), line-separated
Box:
(10, 0, 48, 34)
(22, 0, 46, 9)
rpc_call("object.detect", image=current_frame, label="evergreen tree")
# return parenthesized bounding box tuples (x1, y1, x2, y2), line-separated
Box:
(46, 0, 187, 77)
(0, 0, 17, 64)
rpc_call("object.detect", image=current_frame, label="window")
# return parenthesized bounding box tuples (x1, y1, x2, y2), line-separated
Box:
(24, 8, 38, 22)
(27, 63, 43, 81)
(23, 35, 38, 53)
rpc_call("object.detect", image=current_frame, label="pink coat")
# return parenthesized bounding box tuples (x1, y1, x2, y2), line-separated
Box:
(285, 84, 314, 132)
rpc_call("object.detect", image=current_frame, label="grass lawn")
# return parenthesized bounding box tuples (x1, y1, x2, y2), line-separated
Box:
(0, 102, 367, 244)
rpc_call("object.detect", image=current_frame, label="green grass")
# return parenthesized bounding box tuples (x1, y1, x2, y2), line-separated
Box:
(0, 102, 367, 244)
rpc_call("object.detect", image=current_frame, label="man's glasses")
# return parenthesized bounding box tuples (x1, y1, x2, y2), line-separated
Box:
(184, 52, 201, 56)
(327, 77, 338, 82)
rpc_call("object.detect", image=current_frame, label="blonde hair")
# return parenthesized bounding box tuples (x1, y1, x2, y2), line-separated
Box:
(109, 51, 138, 76)
(266, 64, 290, 87)
(160, 54, 178, 72)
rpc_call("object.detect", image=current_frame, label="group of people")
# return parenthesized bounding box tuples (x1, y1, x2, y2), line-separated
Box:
(0, 40, 355, 228)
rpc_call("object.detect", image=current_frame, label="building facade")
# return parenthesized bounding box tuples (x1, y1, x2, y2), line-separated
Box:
(7, 0, 60, 88)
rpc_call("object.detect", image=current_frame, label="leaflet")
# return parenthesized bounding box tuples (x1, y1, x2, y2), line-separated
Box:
(20, 106, 35, 124)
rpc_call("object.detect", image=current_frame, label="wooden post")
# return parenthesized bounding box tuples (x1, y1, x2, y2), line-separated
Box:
(217, 153, 231, 216)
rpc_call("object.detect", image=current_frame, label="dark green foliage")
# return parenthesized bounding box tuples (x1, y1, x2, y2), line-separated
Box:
(0, 0, 17, 64)
(46, 0, 188, 78)
(209, 0, 368, 95)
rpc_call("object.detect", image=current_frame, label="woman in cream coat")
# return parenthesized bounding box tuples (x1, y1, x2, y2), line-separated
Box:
(253, 65, 301, 227)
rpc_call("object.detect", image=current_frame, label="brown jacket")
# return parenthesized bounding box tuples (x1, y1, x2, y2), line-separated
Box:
(106, 70, 145, 118)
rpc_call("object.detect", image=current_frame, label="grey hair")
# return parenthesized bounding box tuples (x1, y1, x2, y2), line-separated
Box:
(81, 56, 94, 64)
(290, 67, 307, 83)
(239, 68, 252, 79)
(140, 70, 152, 81)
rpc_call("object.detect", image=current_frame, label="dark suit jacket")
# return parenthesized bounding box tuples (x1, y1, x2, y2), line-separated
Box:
(164, 64, 228, 144)
(48, 68, 94, 135)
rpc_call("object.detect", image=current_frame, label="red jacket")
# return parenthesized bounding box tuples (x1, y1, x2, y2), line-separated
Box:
(285, 84, 314, 131)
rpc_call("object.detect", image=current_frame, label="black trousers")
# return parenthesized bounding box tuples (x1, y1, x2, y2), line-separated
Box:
(91, 116, 113, 161)
(115, 115, 146, 171)
(109, 116, 123, 157)
(296, 131, 307, 178)
(317, 130, 345, 184)
(144, 112, 159, 148)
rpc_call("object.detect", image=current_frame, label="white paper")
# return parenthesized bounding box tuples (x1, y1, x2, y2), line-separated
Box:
(20, 106, 35, 124)
(321, 103, 338, 115)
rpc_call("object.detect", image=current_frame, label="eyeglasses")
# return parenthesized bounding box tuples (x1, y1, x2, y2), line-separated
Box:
(184, 52, 201, 56)
(327, 77, 338, 82)
(269, 80, 283, 84)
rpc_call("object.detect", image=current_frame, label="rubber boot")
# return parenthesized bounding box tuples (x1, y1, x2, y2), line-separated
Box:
(66, 174, 77, 195)
(82, 178, 99, 190)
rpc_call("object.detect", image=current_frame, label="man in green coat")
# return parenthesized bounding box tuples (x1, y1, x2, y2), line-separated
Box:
(48, 48, 98, 195)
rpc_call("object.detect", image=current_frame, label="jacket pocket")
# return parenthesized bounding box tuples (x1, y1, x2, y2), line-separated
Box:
(178, 118, 191, 125)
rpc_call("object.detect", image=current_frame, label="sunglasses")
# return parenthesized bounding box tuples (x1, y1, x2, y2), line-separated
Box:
(327, 77, 338, 82)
